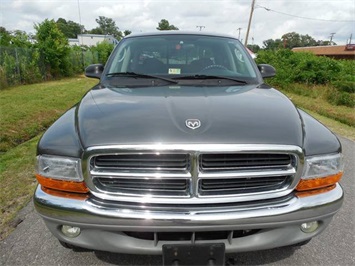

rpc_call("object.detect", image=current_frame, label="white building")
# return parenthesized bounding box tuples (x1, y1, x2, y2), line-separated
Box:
(69, 34, 119, 46)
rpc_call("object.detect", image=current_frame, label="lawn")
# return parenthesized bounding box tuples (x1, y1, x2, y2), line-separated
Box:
(0, 76, 97, 240)
(278, 84, 355, 127)
(0, 76, 97, 152)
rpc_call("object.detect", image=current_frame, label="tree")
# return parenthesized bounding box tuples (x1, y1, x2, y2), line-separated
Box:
(0, 27, 11, 46)
(317, 40, 336, 46)
(300, 34, 318, 47)
(0, 28, 33, 47)
(90, 41, 114, 64)
(281, 32, 318, 49)
(34, 19, 71, 77)
(10, 30, 32, 47)
(262, 38, 283, 50)
(263, 32, 326, 50)
(247, 44, 261, 53)
(89, 16, 123, 40)
(56, 18, 84, 38)
(124, 30, 132, 36)
(156, 19, 179, 30)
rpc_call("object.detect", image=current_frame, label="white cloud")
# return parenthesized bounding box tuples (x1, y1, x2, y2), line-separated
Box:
(1, 0, 354, 46)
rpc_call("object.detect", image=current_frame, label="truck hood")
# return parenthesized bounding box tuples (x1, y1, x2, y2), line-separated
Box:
(77, 84, 303, 148)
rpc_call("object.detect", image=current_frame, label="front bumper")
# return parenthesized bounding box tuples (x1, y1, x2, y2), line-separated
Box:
(34, 184, 343, 254)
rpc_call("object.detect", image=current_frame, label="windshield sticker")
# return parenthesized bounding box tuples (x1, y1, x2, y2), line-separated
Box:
(168, 68, 181, 75)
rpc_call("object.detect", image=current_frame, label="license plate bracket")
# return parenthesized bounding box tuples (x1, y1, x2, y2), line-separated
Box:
(162, 243, 225, 266)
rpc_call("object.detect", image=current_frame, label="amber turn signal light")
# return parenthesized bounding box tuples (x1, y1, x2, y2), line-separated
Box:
(296, 185, 336, 198)
(42, 187, 89, 200)
(36, 174, 89, 193)
(296, 172, 343, 191)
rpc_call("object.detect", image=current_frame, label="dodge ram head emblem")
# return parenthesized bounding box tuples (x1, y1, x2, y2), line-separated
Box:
(185, 119, 201, 130)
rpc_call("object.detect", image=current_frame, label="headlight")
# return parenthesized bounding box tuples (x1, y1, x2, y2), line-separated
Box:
(296, 153, 343, 191)
(37, 155, 83, 181)
(36, 155, 88, 193)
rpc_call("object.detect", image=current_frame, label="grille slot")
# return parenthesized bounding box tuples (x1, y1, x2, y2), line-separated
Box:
(199, 176, 292, 196)
(123, 230, 260, 245)
(200, 153, 292, 171)
(94, 177, 189, 196)
(94, 154, 189, 171)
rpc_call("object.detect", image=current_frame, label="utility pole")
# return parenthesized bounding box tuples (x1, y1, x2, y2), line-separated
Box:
(329, 32, 336, 45)
(245, 0, 256, 46)
(196, 26, 205, 31)
(77, 0, 84, 69)
(237, 27, 242, 40)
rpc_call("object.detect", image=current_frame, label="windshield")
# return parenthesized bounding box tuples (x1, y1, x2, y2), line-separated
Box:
(106, 34, 259, 83)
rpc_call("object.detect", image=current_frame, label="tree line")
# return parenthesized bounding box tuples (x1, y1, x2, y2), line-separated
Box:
(0, 17, 180, 89)
(1, 15, 332, 51)
(0, 17, 177, 47)
(0, 16, 344, 89)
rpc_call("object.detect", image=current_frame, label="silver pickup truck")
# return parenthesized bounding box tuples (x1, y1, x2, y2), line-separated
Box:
(34, 32, 344, 264)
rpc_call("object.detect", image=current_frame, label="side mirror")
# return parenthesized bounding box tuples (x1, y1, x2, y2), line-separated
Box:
(258, 64, 276, 78)
(85, 64, 104, 79)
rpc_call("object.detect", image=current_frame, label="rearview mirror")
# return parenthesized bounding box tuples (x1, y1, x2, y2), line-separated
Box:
(258, 64, 276, 78)
(85, 64, 104, 79)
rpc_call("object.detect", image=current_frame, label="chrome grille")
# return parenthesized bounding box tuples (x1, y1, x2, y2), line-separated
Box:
(200, 153, 292, 171)
(94, 177, 189, 196)
(86, 145, 302, 204)
(199, 175, 293, 196)
(94, 154, 189, 171)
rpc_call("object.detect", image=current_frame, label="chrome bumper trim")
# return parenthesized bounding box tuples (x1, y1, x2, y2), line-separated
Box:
(34, 184, 343, 228)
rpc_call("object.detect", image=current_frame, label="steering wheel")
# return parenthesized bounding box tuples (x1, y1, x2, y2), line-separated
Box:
(201, 64, 228, 72)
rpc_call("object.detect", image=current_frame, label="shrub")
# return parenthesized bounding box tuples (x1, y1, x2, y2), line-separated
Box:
(256, 50, 343, 85)
(89, 41, 114, 64)
(256, 50, 355, 108)
(332, 80, 355, 93)
(326, 88, 355, 108)
(34, 19, 71, 78)
(0, 67, 8, 89)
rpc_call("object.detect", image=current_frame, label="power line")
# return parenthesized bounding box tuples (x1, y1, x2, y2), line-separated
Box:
(256, 5, 355, 23)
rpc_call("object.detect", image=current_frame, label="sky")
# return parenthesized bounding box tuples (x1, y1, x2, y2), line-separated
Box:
(1, 0, 354, 47)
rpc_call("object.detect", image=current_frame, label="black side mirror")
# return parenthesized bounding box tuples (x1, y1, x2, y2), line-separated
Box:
(258, 64, 276, 78)
(85, 64, 104, 79)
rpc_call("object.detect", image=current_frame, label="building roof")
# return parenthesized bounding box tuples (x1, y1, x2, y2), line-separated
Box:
(292, 45, 355, 56)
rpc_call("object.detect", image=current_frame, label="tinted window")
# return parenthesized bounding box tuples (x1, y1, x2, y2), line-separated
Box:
(107, 35, 257, 80)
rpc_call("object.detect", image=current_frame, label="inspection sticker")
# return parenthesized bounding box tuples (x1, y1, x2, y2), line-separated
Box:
(168, 68, 181, 75)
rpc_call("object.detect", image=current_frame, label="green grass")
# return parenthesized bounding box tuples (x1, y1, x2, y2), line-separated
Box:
(299, 108, 355, 141)
(0, 136, 39, 240)
(277, 83, 355, 127)
(0, 76, 97, 240)
(0, 76, 98, 152)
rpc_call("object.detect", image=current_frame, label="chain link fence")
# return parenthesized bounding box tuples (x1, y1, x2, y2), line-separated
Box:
(0, 46, 100, 89)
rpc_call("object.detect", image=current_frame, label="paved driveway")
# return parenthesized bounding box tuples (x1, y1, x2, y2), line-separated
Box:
(1, 137, 354, 266)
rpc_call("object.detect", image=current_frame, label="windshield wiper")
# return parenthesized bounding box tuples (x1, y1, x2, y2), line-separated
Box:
(106, 72, 178, 84)
(173, 74, 248, 84)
